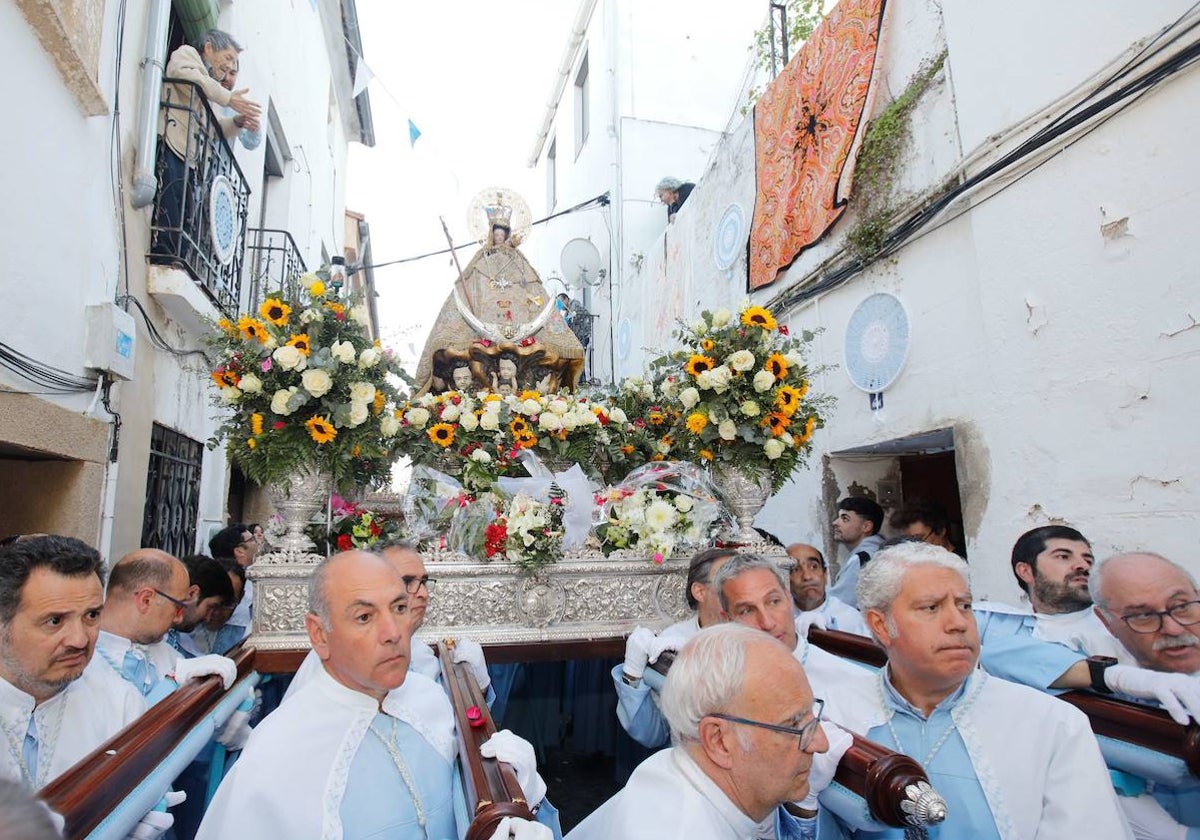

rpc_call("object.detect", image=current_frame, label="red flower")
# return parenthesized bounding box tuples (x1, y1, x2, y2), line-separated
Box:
(484, 520, 508, 557)
(336, 534, 353, 551)
(778, 324, 790, 336)
(369, 521, 382, 537)
(519, 336, 536, 347)
(273, 421, 286, 430)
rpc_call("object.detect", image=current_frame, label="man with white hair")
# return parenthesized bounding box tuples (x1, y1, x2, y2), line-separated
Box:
(567, 623, 829, 839)
(826, 541, 1132, 839)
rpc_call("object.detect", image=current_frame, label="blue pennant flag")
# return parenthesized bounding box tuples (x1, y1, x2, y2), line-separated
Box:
(408, 119, 422, 148)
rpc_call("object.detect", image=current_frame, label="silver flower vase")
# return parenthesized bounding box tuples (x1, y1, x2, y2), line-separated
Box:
(265, 466, 331, 553)
(710, 465, 773, 546)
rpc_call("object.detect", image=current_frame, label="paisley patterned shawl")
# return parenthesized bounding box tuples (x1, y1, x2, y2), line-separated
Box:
(749, 0, 886, 290)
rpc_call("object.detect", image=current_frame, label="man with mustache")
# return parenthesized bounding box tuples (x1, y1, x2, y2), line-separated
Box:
(787, 542, 869, 637)
(827, 541, 1132, 839)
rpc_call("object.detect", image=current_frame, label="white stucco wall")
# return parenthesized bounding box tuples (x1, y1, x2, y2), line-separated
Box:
(615, 0, 1200, 600)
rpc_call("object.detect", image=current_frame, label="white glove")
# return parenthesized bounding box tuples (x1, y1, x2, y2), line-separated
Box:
(488, 816, 553, 840)
(623, 626, 657, 680)
(480, 730, 547, 808)
(798, 722, 852, 810)
(216, 709, 251, 750)
(646, 631, 688, 665)
(125, 791, 184, 840)
(173, 654, 237, 690)
(451, 638, 492, 692)
(1105, 665, 1200, 724)
(1118, 793, 1189, 840)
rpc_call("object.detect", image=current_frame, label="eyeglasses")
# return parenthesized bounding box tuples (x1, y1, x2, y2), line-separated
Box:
(401, 575, 436, 594)
(1115, 600, 1200, 634)
(154, 589, 190, 617)
(706, 698, 825, 750)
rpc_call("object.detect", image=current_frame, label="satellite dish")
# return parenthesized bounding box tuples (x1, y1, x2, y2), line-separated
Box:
(560, 238, 603, 289)
(843, 293, 910, 393)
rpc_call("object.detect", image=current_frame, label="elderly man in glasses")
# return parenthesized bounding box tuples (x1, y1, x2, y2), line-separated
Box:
(568, 623, 828, 839)
(825, 541, 1131, 839)
(284, 541, 492, 703)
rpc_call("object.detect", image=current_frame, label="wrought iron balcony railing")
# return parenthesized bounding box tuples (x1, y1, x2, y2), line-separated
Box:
(244, 227, 308, 314)
(149, 77, 251, 318)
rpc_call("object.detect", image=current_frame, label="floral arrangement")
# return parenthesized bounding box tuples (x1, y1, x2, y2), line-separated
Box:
(594, 462, 724, 561)
(482, 484, 567, 573)
(305, 494, 402, 555)
(207, 272, 411, 491)
(650, 304, 829, 492)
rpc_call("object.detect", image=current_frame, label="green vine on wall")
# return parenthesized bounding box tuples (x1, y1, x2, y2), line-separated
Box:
(846, 49, 949, 261)
(742, 0, 826, 116)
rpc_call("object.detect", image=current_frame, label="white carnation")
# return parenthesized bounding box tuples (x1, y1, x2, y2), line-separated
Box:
(380, 414, 400, 437)
(548, 398, 569, 416)
(539, 413, 563, 432)
(753, 370, 776, 392)
(301, 368, 333, 398)
(740, 400, 761, 417)
(521, 398, 541, 415)
(479, 411, 500, 431)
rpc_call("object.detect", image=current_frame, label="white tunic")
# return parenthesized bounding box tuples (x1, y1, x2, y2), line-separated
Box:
(0, 657, 145, 788)
(973, 601, 1133, 664)
(566, 747, 771, 840)
(95, 630, 180, 699)
(796, 595, 871, 637)
(198, 663, 455, 840)
(285, 641, 443, 703)
(826, 668, 1133, 840)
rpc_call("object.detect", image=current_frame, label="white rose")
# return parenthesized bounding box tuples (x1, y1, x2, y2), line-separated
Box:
(357, 347, 382, 369)
(418, 393, 438, 408)
(350, 303, 370, 326)
(781, 432, 795, 446)
(270, 387, 298, 415)
(330, 340, 356, 364)
(691, 320, 706, 335)
(440, 403, 461, 422)
(348, 401, 369, 427)
(710, 367, 732, 394)
(406, 407, 431, 428)
(219, 386, 242, 404)
(674, 495, 694, 513)
(727, 350, 756, 372)
(718, 419, 738, 441)
(679, 387, 700, 409)
(348, 382, 376, 404)
(380, 414, 400, 437)
(539, 413, 563, 432)
(548, 398, 569, 416)
(459, 411, 479, 431)
(299, 308, 324, 324)
(753, 370, 776, 392)
(609, 407, 628, 424)
(740, 400, 761, 417)
(521, 399, 541, 415)
(711, 308, 732, 328)
(660, 378, 680, 398)
(785, 350, 804, 368)
(764, 438, 785, 460)
(301, 368, 333, 398)
(238, 373, 262, 394)
(470, 448, 492, 463)
(479, 411, 500, 431)
(272, 344, 306, 371)
(696, 370, 715, 390)
(560, 412, 579, 431)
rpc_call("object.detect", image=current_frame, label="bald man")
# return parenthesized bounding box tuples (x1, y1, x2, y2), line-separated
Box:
(786, 543, 869, 637)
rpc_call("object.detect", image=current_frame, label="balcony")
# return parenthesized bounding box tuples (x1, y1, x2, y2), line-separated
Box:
(244, 228, 307, 314)
(148, 78, 251, 323)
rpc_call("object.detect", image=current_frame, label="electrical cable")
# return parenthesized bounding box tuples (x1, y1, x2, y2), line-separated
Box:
(0, 342, 98, 393)
(115, 294, 211, 362)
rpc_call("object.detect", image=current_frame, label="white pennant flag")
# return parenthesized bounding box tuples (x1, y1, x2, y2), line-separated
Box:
(352, 56, 374, 98)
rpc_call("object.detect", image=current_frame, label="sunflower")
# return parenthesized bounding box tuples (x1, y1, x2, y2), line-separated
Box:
(648, 409, 666, 426)
(428, 423, 455, 448)
(509, 417, 529, 436)
(762, 412, 791, 436)
(775, 385, 802, 417)
(211, 368, 239, 388)
(310, 280, 327, 297)
(250, 413, 264, 435)
(373, 391, 386, 415)
(685, 412, 708, 434)
(698, 448, 714, 461)
(741, 306, 777, 331)
(765, 353, 789, 379)
(237, 316, 270, 343)
(700, 339, 715, 352)
(286, 334, 312, 356)
(515, 431, 538, 449)
(519, 390, 541, 401)
(685, 354, 716, 377)
(796, 415, 817, 444)
(797, 380, 810, 400)
(216, 318, 236, 335)
(483, 393, 503, 403)
(259, 298, 292, 326)
(306, 416, 337, 444)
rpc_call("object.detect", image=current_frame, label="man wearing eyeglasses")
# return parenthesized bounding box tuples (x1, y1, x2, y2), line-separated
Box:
(826, 541, 1132, 839)
(567, 623, 828, 839)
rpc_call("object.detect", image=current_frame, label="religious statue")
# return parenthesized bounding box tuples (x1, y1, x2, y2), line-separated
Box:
(415, 189, 585, 395)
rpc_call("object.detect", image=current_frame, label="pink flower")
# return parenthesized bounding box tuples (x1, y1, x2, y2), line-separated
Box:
(652, 552, 664, 564)
(260, 358, 273, 372)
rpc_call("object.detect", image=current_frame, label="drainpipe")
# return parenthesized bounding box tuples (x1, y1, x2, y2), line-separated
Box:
(130, 0, 172, 209)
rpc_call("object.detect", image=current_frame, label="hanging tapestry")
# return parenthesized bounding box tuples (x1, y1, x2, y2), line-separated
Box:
(749, 0, 886, 291)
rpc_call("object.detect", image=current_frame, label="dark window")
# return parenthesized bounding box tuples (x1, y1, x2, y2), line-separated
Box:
(574, 52, 589, 156)
(141, 423, 203, 558)
(547, 138, 557, 211)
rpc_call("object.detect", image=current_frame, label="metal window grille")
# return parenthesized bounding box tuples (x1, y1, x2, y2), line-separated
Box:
(141, 423, 204, 558)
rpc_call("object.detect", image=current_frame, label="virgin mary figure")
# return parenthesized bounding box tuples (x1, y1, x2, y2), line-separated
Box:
(415, 189, 585, 395)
